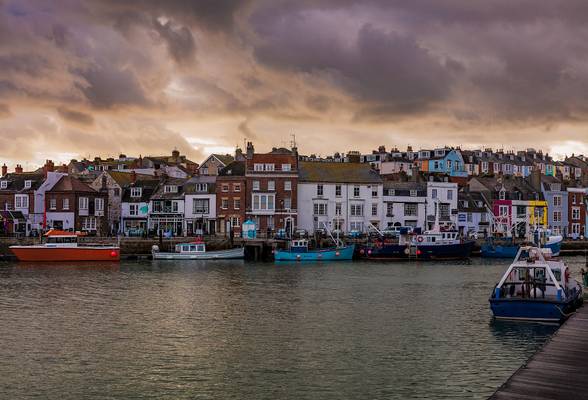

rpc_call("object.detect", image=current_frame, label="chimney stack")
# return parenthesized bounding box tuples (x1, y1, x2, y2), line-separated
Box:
(43, 160, 55, 178)
(235, 147, 244, 161)
(246, 142, 254, 159)
(15, 164, 23, 174)
(1, 164, 7, 177)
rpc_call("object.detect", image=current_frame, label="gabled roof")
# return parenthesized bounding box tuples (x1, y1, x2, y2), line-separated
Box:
(299, 161, 382, 184)
(48, 175, 97, 193)
(211, 154, 234, 165)
(105, 171, 155, 187)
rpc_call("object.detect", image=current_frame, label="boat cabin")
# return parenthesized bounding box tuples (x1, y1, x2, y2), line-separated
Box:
(289, 239, 309, 253)
(175, 242, 206, 254)
(409, 230, 461, 246)
(493, 247, 577, 301)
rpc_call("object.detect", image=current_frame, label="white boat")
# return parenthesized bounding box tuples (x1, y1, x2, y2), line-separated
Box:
(151, 242, 244, 260)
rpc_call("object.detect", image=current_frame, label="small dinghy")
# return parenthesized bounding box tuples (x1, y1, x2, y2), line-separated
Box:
(489, 246, 583, 323)
(152, 241, 244, 260)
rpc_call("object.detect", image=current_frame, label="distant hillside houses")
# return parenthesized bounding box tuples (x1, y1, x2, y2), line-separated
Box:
(1, 143, 588, 239)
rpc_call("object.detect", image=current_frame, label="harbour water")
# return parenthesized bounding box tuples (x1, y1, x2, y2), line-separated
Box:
(1, 257, 584, 399)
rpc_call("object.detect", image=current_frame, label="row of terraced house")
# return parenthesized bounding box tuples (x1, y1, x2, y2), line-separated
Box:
(2, 144, 588, 239)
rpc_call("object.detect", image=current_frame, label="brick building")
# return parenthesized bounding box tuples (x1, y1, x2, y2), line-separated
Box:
(45, 175, 109, 235)
(567, 187, 587, 239)
(216, 161, 246, 236)
(245, 142, 298, 234)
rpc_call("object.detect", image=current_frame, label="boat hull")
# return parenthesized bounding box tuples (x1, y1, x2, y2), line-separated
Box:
(489, 297, 581, 323)
(365, 241, 474, 260)
(481, 243, 519, 258)
(152, 247, 244, 260)
(10, 246, 120, 262)
(274, 245, 355, 261)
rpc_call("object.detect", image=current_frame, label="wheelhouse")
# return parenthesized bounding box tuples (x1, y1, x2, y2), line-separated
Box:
(175, 243, 206, 253)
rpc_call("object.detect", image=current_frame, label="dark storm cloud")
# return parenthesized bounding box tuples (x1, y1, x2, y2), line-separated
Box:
(57, 107, 94, 125)
(74, 66, 150, 109)
(152, 18, 196, 65)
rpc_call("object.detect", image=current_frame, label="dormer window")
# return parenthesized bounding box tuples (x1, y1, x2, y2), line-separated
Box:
(0, 181, 6, 189)
(410, 190, 417, 197)
(24, 180, 32, 189)
(196, 183, 208, 192)
(131, 187, 142, 198)
(499, 189, 506, 200)
(164, 185, 178, 193)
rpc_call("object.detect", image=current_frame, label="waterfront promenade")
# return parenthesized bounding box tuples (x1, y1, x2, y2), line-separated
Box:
(490, 304, 588, 399)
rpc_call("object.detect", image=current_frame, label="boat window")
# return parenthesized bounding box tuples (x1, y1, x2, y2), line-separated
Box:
(197, 245, 205, 252)
(553, 270, 561, 281)
(535, 269, 546, 280)
(189, 245, 197, 252)
(182, 245, 190, 252)
(518, 268, 528, 280)
(431, 237, 435, 243)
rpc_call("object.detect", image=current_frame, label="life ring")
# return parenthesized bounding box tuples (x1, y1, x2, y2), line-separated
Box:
(417, 236, 424, 243)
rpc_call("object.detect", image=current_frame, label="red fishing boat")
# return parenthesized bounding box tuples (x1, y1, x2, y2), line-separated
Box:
(10, 229, 120, 262)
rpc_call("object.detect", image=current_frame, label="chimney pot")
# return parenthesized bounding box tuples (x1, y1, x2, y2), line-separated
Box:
(1, 164, 7, 177)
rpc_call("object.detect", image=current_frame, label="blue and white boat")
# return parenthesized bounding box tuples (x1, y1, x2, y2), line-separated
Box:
(489, 246, 583, 323)
(274, 239, 355, 262)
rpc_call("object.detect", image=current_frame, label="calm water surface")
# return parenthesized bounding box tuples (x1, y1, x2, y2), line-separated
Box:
(2, 257, 584, 399)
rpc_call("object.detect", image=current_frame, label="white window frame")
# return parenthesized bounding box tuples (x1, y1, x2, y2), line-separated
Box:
(63, 198, 69, 210)
(131, 187, 142, 198)
(284, 181, 292, 191)
(79, 197, 89, 210)
(281, 164, 291, 172)
(252, 181, 260, 191)
(268, 181, 275, 191)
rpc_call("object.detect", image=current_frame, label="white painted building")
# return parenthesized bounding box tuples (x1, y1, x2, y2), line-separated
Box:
(297, 162, 383, 233)
(426, 179, 458, 229)
(184, 175, 217, 235)
(382, 181, 427, 229)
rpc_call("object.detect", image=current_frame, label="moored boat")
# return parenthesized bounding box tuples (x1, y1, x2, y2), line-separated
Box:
(481, 231, 562, 258)
(274, 239, 354, 261)
(151, 241, 244, 260)
(489, 246, 583, 323)
(10, 229, 120, 262)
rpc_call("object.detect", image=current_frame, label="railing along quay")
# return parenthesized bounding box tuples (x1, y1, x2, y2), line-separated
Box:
(489, 304, 588, 400)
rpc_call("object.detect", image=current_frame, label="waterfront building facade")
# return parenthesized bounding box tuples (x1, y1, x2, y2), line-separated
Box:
(216, 161, 246, 237)
(184, 175, 216, 235)
(381, 181, 426, 229)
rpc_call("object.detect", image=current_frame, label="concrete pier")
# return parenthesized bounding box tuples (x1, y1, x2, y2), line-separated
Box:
(490, 305, 588, 400)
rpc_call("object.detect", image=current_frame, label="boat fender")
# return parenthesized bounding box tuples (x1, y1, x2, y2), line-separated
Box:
(296, 254, 301, 260)
(152, 245, 160, 253)
(367, 249, 372, 256)
(335, 251, 340, 257)
(417, 236, 424, 243)
(359, 249, 365, 255)
(110, 251, 118, 258)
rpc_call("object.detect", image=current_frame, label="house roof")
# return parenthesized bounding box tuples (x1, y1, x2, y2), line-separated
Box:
(49, 175, 97, 193)
(219, 161, 245, 177)
(121, 179, 160, 202)
(383, 181, 426, 191)
(0, 172, 44, 192)
(212, 154, 234, 165)
(299, 161, 382, 184)
(150, 177, 187, 200)
(184, 175, 217, 194)
(105, 171, 155, 187)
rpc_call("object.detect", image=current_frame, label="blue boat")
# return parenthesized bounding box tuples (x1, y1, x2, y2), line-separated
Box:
(274, 239, 355, 262)
(481, 232, 563, 258)
(489, 246, 583, 323)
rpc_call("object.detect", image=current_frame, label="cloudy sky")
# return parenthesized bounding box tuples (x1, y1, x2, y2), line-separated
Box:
(2, 0, 588, 169)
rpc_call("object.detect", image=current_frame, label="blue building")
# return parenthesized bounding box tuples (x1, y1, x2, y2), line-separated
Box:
(423, 149, 468, 178)
(539, 176, 568, 237)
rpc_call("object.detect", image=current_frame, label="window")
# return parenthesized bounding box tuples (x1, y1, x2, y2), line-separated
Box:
(172, 201, 178, 213)
(482, 162, 488, 173)
(467, 213, 473, 222)
(335, 203, 342, 215)
(24, 180, 31, 189)
(82, 217, 97, 231)
(499, 205, 509, 217)
(152, 201, 162, 213)
(353, 186, 360, 197)
(283, 198, 291, 209)
(439, 203, 450, 220)
(447, 190, 453, 200)
(432, 189, 437, 199)
(386, 202, 394, 216)
(572, 207, 581, 221)
(317, 184, 323, 196)
(350, 221, 363, 231)
(410, 190, 417, 197)
(254, 163, 264, 171)
(222, 184, 229, 192)
(372, 187, 378, 198)
(350, 204, 363, 216)
(371, 203, 378, 216)
(554, 195, 562, 207)
(499, 190, 506, 200)
(282, 164, 291, 171)
(95, 198, 104, 216)
(233, 183, 241, 192)
(572, 223, 581, 235)
(404, 203, 418, 216)
(129, 204, 138, 216)
(313, 203, 327, 215)
(230, 216, 241, 227)
(221, 198, 229, 209)
(0, 181, 6, 189)
(63, 198, 69, 210)
(284, 181, 292, 191)
(79, 197, 89, 210)
(333, 218, 344, 230)
(553, 211, 562, 223)
(516, 206, 526, 218)
(164, 185, 178, 193)
(196, 183, 208, 192)
(268, 181, 275, 191)
(265, 163, 275, 171)
(193, 199, 209, 214)
(335, 185, 341, 197)
(234, 198, 241, 210)
(15, 194, 28, 209)
(113, 188, 120, 197)
(253, 181, 260, 191)
(131, 187, 142, 198)
(252, 194, 275, 211)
